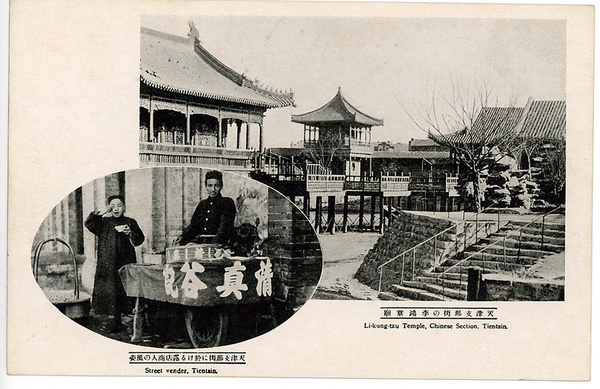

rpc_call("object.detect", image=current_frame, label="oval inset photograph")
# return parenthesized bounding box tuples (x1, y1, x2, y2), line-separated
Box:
(31, 167, 323, 348)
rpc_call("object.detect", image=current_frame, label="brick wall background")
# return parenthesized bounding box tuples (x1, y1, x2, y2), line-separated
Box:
(265, 190, 322, 308)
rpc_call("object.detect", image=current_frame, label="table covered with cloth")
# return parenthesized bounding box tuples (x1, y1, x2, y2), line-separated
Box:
(118, 257, 273, 307)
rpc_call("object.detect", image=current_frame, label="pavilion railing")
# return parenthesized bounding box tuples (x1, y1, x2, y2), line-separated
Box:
(306, 174, 345, 192)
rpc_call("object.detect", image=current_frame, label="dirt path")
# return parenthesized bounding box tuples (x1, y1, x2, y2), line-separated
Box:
(313, 232, 381, 300)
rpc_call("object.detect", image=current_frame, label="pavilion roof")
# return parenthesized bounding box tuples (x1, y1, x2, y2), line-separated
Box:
(291, 88, 383, 126)
(140, 27, 295, 108)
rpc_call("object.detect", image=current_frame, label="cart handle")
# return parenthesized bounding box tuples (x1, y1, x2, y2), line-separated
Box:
(33, 238, 79, 299)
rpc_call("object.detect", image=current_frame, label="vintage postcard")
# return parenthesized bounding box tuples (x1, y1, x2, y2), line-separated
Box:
(6, 0, 594, 382)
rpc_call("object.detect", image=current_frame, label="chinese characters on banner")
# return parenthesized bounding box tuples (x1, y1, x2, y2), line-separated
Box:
(163, 259, 273, 301)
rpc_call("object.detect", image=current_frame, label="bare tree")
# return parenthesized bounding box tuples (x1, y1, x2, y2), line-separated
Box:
(405, 82, 524, 211)
(301, 126, 348, 174)
(507, 137, 541, 176)
(538, 139, 566, 204)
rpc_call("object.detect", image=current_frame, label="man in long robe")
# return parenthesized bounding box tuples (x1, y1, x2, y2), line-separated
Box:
(85, 195, 145, 332)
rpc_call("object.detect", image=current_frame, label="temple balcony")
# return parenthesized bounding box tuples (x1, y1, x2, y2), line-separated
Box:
(344, 175, 381, 191)
(139, 141, 257, 171)
(348, 139, 372, 155)
(306, 174, 346, 193)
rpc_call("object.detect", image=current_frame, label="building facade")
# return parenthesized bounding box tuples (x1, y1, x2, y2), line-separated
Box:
(139, 25, 295, 173)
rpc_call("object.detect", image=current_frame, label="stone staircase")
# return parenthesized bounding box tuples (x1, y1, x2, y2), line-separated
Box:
(382, 213, 565, 301)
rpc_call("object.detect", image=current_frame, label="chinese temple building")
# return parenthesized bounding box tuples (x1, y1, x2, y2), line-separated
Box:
(291, 87, 383, 177)
(139, 24, 295, 172)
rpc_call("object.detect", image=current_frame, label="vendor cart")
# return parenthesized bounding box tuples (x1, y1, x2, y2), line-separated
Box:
(119, 243, 276, 348)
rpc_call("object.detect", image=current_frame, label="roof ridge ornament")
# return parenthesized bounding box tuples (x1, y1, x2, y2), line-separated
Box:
(188, 21, 199, 42)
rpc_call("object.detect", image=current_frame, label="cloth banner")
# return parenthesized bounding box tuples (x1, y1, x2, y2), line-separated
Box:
(119, 257, 273, 307)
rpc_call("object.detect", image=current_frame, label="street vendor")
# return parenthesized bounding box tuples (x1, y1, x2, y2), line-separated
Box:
(176, 170, 237, 247)
(85, 195, 145, 332)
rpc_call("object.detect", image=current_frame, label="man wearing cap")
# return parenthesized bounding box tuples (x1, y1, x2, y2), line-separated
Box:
(177, 170, 237, 246)
(85, 195, 145, 332)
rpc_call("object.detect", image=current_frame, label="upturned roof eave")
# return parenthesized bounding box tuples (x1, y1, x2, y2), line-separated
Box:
(140, 27, 295, 109)
(292, 89, 383, 126)
(141, 76, 287, 108)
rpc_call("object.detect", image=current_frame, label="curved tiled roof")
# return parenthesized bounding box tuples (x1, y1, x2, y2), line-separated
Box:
(291, 88, 383, 126)
(140, 27, 294, 108)
(431, 100, 566, 146)
(518, 101, 565, 139)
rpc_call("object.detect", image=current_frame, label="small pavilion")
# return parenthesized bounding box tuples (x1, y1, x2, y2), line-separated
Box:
(291, 87, 383, 177)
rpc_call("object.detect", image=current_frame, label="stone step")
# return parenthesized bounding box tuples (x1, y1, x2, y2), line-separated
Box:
(414, 276, 469, 291)
(433, 264, 498, 275)
(490, 228, 565, 242)
(443, 258, 533, 272)
(459, 251, 540, 265)
(422, 270, 469, 282)
(378, 291, 409, 301)
(518, 226, 565, 238)
(479, 236, 565, 253)
(490, 229, 565, 244)
(466, 245, 556, 258)
(389, 284, 451, 301)
(507, 220, 565, 232)
(402, 280, 467, 300)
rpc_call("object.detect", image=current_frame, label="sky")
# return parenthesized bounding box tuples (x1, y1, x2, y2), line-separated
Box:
(141, 15, 566, 148)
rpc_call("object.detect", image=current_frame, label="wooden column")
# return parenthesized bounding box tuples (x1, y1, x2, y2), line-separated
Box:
(217, 113, 222, 147)
(358, 194, 365, 230)
(314, 196, 322, 233)
(326, 195, 336, 234)
(236, 120, 242, 149)
(259, 123, 264, 151)
(149, 98, 154, 142)
(342, 193, 349, 232)
(370, 194, 376, 231)
(386, 197, 392, 228)
(303, 192, 310, 219)
(379, 192, 384, 233)
(186, 104, 191, 144)
(246, 122, 251, 149)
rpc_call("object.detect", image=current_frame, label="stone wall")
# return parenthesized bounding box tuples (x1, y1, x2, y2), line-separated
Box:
(355, 211, 455, 290)
(481, 275, 564, 301)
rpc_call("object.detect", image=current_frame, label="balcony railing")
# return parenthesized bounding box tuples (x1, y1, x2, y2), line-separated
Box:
(344, 176, 381, 191)
(349, 139, 372, 154)
(139, 142, 254, 169)
(381, 175, 411, 195)
(306, 174, 345, 192)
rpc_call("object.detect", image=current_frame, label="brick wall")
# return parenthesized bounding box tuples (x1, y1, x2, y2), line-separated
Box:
(265, 190, 322, 307)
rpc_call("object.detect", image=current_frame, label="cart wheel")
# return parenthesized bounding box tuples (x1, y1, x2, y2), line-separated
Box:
(185, 308, 228, 348)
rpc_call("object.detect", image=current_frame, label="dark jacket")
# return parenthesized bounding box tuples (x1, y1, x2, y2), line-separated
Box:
(180, 194, 237, 246)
